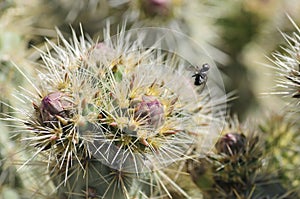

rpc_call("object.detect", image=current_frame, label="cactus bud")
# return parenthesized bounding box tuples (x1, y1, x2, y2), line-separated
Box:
(39, 92, 72, 124)
(215, 133, 246, 155)
(87, 187, 97, 198)
(141, 0, 172, 17)
(134, 95, 165, 128)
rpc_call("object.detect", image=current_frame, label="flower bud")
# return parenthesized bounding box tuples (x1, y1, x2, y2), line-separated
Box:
(134, 95, 165, 128)
(141, 0, 172, 17)
(215, 133, 246, 155)
(39, 92, 72, 124)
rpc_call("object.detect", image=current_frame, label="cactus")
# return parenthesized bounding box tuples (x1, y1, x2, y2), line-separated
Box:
(2, 23, 225, 198)
(259, 114, 300, 195)
(265, 17, 300, 196)
(3, 1, 300, 199)
(187, 117, 297, 199)
(268, 15, 300, 108)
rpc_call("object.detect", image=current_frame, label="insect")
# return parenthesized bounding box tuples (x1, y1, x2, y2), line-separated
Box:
(191, 63, 210, 86)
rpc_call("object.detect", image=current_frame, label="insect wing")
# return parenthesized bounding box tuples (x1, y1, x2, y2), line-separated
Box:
(186, 65, 198, 72)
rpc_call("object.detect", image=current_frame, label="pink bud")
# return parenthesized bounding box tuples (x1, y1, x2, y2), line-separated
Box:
(142, 0, 172, 17)
(40, 92, 72, 123)
(134, 95, 165, 128)
(215, 133, 246, 155)
(152, 0, 171, 6)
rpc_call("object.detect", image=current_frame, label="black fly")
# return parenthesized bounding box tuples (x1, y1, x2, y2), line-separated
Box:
(191, 63, 210, 86)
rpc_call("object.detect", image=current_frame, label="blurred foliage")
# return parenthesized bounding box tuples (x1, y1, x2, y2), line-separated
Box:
(0, 0, 14, 15)
(0, 122, 23, 199)
(213, 1, 266, 119)
(0, 30, 25, 114)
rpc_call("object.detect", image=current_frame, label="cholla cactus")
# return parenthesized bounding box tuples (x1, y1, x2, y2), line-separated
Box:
(268, 16, 300, 106)
(265, 16, 300, 196)
(187, 117, 294, 199)
(259, 114, 300, 194)
(3, 24, 225, 198)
